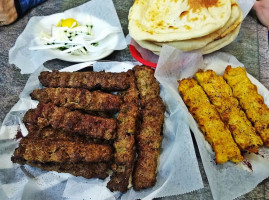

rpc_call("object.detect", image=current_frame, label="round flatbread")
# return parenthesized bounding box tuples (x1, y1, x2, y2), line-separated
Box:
(136, 23, 241, 55)
(197, 24, 241, 54)
(136, 16, 242, 53)
(154, 1, 243, 51)
(129, 0, 232, 42)
(136, 39, 162, 54)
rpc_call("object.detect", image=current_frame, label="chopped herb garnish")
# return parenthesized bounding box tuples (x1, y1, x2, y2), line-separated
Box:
(58, 47, 68, 51)
(41, 21, 97, 55)
(91, 42, 99, 47)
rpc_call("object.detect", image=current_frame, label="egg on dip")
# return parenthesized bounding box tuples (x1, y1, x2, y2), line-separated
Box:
(36, 18, 96, 55)
(57, 18, 79, 28)
(30, 16, 120, 56)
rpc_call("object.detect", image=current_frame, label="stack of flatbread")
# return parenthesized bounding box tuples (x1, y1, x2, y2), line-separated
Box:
(128, 0, 243, 55)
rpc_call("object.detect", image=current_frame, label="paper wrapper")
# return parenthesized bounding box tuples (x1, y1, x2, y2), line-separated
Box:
(0, 61, 203, 200)
(128, 0, 255, 64)
(155, 45, 269, 200)
(9, 0, 127, 74)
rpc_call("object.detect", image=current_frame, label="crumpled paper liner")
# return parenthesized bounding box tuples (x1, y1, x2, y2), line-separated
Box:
(9, 0, 127, 74)
(0, 61, 203, 200)
(155, 45, 269, 200)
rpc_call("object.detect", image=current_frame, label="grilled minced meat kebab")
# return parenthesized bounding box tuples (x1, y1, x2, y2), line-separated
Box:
(12, 138, 113, 163)
(25, 124, 107, 144)
(178, 78, 243, 164)
(132, 66, 166, 191)
(11, 160, 110, 179)
(31, 88, 123, 113)
(23, 103, 116, 140)
(13, 65, 166, 192)
(12, 138, 111, 179)
(196, 70, 263, 152)
(12, 124, 111, 179)
(39, 70, 130, 91)
(224, 66, 269, 146)
(25, 124, 85, 141)
(107, 70, 139, 193)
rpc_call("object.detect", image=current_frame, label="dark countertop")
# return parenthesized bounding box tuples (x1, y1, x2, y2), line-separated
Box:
(0, 0, 268, 199)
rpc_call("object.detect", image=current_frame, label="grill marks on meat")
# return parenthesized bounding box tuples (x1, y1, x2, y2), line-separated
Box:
(12, 124, 112, 179)
(23, 103, 116, 140)
(31, 88, 123, 113)
(13, 66, 166, 192)
(178, 78, 243, 164)
(12, 159, 110, 179)
(25, 124, 106, 144)
(195, 70, 263, 152)
(224, 66, 269, 146)
(12, 138, 113, 163)
(133, 66, 160, 106)
(107, 70, 140, 193)
(26, 124, 81, 141)
(132, 66, 166, 191)
(39, 70, 130, 91)
(133, 99, 165, 190)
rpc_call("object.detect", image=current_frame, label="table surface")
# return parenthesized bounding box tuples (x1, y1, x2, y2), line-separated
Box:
(0, 0, 268, 199)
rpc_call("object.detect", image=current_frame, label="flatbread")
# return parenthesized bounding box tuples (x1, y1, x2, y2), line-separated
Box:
(129, 0, 232, 41)
(154, 1, 243, 51)
(136, 40, 162, 54)
(197, 24, 241, 54)
(136, 23, 241, 55)
(136, 0, 242, 52)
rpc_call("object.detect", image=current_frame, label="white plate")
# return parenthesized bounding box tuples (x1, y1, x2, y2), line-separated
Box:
(33, 14, 120, 62)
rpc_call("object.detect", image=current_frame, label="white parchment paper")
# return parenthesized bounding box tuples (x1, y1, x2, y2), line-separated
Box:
(0, 61, 203, 200)
(155, 45, 269, 200)
(9, 0, 127, 74)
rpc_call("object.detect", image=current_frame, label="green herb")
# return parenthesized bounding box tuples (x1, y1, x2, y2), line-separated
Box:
(58, 47, 68, 51)
(91, 42, 99, 47)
